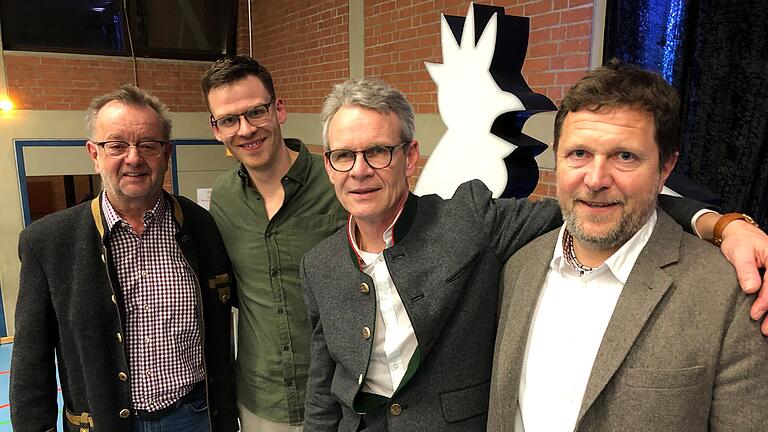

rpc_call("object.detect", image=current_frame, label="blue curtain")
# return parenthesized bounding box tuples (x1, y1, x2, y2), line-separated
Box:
(604, 0, 768, 227)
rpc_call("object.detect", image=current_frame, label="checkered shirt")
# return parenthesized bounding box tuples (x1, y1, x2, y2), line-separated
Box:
(102, 193, 204, 412)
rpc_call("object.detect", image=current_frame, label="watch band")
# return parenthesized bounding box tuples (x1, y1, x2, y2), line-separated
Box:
(711, 213, 758, 246)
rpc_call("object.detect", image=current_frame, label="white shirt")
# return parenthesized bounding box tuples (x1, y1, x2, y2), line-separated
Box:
(515, 211, 658, 432)
(348, 212, 418, 397)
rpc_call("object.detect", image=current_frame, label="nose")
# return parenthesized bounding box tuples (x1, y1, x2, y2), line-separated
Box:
(123, 145, 143, 164)
(583, 157, 612, 191)
(237, 115, 259, 137)
(348, 152, 374, 178)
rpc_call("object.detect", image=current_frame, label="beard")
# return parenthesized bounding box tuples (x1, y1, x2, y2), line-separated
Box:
(561, 186, 660, 251)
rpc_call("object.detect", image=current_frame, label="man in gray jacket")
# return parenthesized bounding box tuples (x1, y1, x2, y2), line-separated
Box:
(300, 78, 768, 431)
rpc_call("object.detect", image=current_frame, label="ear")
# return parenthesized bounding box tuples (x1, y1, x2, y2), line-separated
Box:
(659, 151, 678, 187)
(405, 140, 420, 178)
(274, 97, 287, 125)
(85, 140, 102, 174)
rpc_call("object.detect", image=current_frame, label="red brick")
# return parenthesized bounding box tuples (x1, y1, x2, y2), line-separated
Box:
(560, 6, 593, 24)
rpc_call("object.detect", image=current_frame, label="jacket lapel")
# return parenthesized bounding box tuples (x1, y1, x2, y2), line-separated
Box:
(500, 231, 559, 409)
(576, 211, 681, 423)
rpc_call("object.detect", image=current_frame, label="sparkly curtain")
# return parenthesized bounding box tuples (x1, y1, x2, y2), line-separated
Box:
(604, 0, 768, 227)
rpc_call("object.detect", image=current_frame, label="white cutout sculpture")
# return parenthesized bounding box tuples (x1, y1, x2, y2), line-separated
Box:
(415, 4, 526, 199)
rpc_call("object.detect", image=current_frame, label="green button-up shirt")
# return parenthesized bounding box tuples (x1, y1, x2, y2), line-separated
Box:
(210, 138, 346, 424)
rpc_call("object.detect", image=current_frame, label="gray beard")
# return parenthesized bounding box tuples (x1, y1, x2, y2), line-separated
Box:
(563, 190, 659, 251)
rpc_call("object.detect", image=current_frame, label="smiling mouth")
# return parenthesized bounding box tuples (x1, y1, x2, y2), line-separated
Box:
(351, 187, 379, 196)
(239, 137, 266, 149)
(579, 200, 621, 208)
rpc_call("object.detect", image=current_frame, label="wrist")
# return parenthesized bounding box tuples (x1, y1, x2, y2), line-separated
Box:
(711, 213, 759, 246)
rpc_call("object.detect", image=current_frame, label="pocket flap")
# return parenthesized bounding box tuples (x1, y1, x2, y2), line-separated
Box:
(439, 381, 490, 423)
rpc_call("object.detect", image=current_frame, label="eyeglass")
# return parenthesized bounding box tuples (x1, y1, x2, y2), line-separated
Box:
(93, 140, 167, 158)
(325, 142, 409, 172)
(210, 98, 274, 136)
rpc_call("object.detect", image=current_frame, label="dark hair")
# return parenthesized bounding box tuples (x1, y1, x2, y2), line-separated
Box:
(201, 56, 275, 105)
(86, 84, 172, 140)
(553, 60, 680, 167)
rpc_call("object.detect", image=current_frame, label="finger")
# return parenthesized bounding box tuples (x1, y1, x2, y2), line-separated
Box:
(761, 311, 768, 337)
(751, 271, 768, 321)
(733, 256, 761, 294)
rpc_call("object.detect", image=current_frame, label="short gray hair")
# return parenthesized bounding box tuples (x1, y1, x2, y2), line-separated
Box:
(86, 84, 172, 140)
(321, 79, 414, 149)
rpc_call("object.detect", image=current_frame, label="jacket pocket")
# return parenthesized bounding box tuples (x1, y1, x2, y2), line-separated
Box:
(445, 252, 481, 284)
(439, 380, 490, 423)
(620, 365, 705, 389)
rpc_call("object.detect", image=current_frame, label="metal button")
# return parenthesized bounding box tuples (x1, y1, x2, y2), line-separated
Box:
(362, 326, 371, 340)
(116, 332, 123, 343)
(111, 294, 117, 304)
(101, 254, 106, 263)
(358, 374, 364, 385)
(390, 403, 402, 416)
(119, 408, 130, 418)
(359, 282, 370, 295)
(118, 372, 128, 381)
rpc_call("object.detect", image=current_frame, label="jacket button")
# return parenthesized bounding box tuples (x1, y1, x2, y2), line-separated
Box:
(359, 282, 370, 294)
(119, 408, 130, 418)
(362, 326, 371, 340)
(390, 403, 402, 416)
(111, 294, 117, 304)
(116, 332, 123, 343)
(118, 372, 128, 381)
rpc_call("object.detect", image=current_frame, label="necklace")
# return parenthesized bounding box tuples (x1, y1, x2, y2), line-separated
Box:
(562, 229, 595, 275)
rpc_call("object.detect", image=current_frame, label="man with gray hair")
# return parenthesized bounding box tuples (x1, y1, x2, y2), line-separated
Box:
(11, 84, 238, 431)
(301, 78, 768, 431)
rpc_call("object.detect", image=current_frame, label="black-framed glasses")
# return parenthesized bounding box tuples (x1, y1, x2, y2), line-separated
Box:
(93, 140, 167, 158)
(325, 142, 409, 172)
(210, 98, 274, 136)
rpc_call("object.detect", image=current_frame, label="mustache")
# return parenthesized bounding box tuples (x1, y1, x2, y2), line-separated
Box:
(572, 191, 623, 206)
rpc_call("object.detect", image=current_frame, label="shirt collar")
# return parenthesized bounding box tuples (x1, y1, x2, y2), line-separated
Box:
(102, 191, 166, 232)
(347, 193, 407, 267)
(237, 138, 310, 187)
(551, 210, 658, 284)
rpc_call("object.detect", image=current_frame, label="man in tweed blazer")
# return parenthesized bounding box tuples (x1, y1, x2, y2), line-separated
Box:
(300, 78, 767, 432)
(488, 62, 768, 431)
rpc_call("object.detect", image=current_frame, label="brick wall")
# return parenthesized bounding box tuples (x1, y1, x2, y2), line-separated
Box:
(246, 0, 350, 113)
(365, 0, 593, 112)
(4, 53, 209, 112)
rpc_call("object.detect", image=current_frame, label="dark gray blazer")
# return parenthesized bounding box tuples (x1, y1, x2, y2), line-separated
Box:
(301, 180, 563, 431)
(488, 210, 768, 431)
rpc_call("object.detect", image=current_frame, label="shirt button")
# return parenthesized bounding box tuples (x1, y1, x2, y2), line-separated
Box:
(119, 409, 130, 418)
(362, 326, 371, 340)
(144, 304, 149, 311)
(277, 307, 284, 314)
(270, 269, 278, 277)
(283, 345, 290, 351)
(145, 336, 151, 343)
(359, 283, 370, 295)
(390, 403, 402, 416)
(118, 372, 128, 381)
(145, 370, 151, 377)
(393, 364, 399, 370)
(140, 271, 148, 278)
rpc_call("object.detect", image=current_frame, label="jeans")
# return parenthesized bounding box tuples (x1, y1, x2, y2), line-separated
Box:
(130, 390, 210, 432)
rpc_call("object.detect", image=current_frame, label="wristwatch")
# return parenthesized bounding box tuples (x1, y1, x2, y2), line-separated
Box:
(711, 213, 759, 246)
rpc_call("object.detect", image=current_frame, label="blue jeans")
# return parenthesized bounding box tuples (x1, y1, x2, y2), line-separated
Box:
(130, 389, 210, 432)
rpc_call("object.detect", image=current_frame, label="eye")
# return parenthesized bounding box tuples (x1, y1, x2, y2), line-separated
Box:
(138, 141, 162, 151)
(365, 146, 390, 158)
(616, 151, 636, 161)
(246, 106, 269, 119)
(106, 141, 129, 151)
(570, 149, 588, 158)
(331, 150, 355, 162)
(217, 115, 239, 128)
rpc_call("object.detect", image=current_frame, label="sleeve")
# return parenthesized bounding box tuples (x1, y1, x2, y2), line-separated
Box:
(301, 258, 343, 431)
(709, 292, 768, 431)
(658, 194, 720, 235)
(461, 180, 563, 261)
(10, 232, 60, 431)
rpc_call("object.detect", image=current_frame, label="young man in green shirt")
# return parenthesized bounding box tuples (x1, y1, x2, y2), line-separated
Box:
(202, 56, 346, 431)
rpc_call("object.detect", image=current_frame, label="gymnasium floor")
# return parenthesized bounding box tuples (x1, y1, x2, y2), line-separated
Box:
(0, 343, 65, 432)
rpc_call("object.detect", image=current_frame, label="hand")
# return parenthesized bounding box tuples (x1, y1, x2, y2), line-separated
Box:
(720, 220, 768, 335)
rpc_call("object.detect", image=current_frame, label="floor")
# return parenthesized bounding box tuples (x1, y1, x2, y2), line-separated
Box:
(0, 343, 64, 432)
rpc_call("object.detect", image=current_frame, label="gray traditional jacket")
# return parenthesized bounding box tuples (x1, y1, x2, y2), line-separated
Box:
(11, 192, 238, 432)
(301, 180, 563, 431)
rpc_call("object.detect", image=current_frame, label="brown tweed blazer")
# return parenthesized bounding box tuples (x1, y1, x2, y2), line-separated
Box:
(488, 209, 768, 431)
